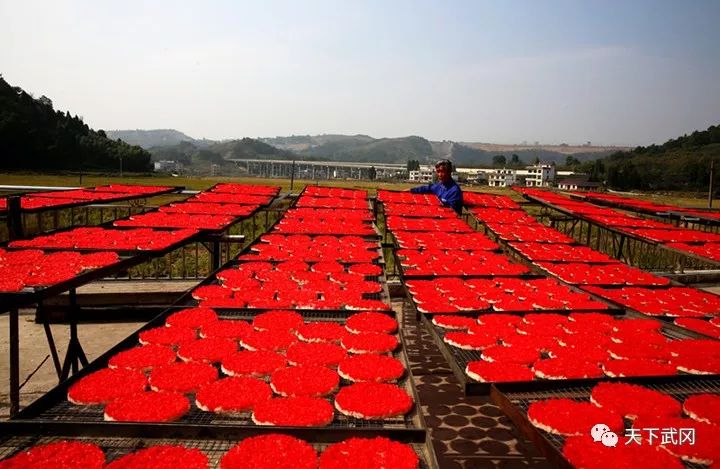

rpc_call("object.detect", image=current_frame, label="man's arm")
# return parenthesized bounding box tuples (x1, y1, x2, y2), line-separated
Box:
(410, 184, 433, 194)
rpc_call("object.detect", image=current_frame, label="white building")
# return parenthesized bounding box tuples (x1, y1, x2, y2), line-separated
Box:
(524, 163, 556, 187)
(488, 168, 517, 187)
(409, 169, 434, 183)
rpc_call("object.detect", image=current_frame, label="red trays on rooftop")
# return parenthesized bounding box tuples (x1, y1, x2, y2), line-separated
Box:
(296, 197, 369, 210)
(583, 286, 720, 318)
(210, 183, 280, 196)
(240, 234, 380, 263)
(392, 232, 498, 250)
(398, 249, 529, 277)
(190, 192, 274, 205)
(386, 216, 472, 233)
(536, 262, 670, 286)
(471, 208, 537, 224)
(509, 242, 617, 263)
(406, 277, 608, 314)
(114, 212, 237, 230)
(383, 203, 456, 218)
(0, 248, 120, 292)
(159, 202, 257, 216)
(623, 228, 720, 244)
(302, 186, 367, 199)
(376, 190, 441, 205)
(486, 223, 576, 243)
(9, 227, 198, 252)
(462, 193, 521, 209)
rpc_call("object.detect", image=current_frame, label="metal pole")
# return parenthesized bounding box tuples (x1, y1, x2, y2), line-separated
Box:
(7, 196, 23, 240)
(709, 159, 715, 209)
(9, 307, 19, 416)
(290, 159, 296, 192)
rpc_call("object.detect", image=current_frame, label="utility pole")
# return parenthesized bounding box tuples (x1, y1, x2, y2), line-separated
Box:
(119, 155, 123, 178)
(290, 159, 296, 192)
(709, 159, 715, 208)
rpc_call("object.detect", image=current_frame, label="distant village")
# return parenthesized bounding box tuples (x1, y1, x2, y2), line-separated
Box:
(154, 158, 600, 191)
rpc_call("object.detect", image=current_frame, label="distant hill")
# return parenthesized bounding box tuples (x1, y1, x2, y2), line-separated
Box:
(0, 77, 152, 172)
(107, 129, 213, 149)
(449, 143, 615, 167)
(590, 125, 720, 191)
(209, 137, 298, 160)
(263, 134, 434, 164)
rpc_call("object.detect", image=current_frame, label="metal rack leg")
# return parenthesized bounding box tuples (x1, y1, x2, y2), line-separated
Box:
(9, 307, 19, 416)
(60, 289, 88, 381)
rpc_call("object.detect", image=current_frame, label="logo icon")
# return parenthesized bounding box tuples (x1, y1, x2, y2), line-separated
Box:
(591, 423, 618, 447)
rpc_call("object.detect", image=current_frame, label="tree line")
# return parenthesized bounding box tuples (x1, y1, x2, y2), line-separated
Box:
(0, 76, 152, 172)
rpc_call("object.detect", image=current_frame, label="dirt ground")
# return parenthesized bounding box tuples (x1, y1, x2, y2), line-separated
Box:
(0, 310, 144, 419)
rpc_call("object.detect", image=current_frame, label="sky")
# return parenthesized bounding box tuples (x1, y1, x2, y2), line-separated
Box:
(1, 0, 719, 146)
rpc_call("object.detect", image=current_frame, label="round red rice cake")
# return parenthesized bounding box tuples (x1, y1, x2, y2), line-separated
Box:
(252, 310, 304, 332)
(165, 307, 218, 329)
(334, 382, 413, 419)
(341, 332, 398, 354)
(138, 326, 196, 347)
(240, 330, 297, 352)
(527, 398, 623, 436)
(338, 354, 405, 383)
(465, 361, 535, 383)
(251, 397, 334, 427)
(672, 355, 720, 375)
(562, 435, 683, 469)
(318, 437, 419, 469)
(481, 344, 539, 364)
(199, 319, 253, 341)
(108, 345, 177, 372)
(296, 322, 346, 343)
(590, 382, 682, 420)
(683, 393, 720, 425)
(431, 315, 477, 330)
(345, 312, 397, 334)
(104, 391, 189, 422)
(195, 377, 271, 415)
(220, 350, 286, 378)
(270, 365, 339, 397)
(67, 368, 147, 405)
(0, 441, 105, 469)
(286, 342, 347, 367)
(220, 434, 317, 469)
(601, 358, 677, 378)
(633, 416, 720, 465)
(532, 357, 603, 380)
(443, 332, 497, 351)
(149, 362, 218, 393)
(106, 445, 208, 469)
(177, 338, 238, 364)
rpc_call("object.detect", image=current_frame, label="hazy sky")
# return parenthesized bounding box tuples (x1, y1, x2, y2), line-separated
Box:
(2, 0, 719, 146)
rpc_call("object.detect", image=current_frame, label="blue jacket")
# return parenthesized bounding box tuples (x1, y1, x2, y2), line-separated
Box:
(410, 179, 463, 214)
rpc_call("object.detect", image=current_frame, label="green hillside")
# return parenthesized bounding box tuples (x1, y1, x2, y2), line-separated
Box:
(107, 129, 205, 149)
(300, 135, 433, 163)
(0, 77, 152, 172)
(583, 125, 720, 191)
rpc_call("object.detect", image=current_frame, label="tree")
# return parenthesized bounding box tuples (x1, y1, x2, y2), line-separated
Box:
(510, 154, 520, 165)
(406, 159, 420, 171)
(565, 155, 581, 167)
(368, 166, 376, 180)
(492, 155, 506, 166)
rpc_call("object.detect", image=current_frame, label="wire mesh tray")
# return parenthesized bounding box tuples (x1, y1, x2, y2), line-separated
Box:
(0, 433, 437, 468)
(11, 309, 425, 442)
(422, 312, 720, 396)
(491, 378, 720, 469)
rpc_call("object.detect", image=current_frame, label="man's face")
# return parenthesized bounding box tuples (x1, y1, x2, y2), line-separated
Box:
(436, 165, 451, 183)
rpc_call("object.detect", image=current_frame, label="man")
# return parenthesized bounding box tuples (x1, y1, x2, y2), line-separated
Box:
(410, 159, 463, 214)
